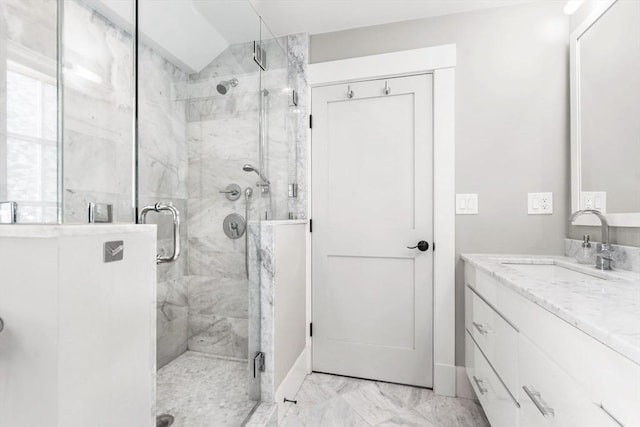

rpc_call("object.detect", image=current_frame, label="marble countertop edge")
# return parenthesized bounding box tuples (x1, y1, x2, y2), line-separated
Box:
(461, 253, 640, 366)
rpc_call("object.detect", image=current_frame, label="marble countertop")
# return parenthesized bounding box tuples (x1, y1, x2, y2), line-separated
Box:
(461, 254, 640, 365)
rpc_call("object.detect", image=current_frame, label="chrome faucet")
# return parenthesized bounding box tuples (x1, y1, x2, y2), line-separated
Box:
(569, 209, 613, 270)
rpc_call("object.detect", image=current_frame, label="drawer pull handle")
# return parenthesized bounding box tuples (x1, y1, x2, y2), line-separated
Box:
(472, 321, 493, 335)
(523, 385, 555, 417)
(472, 376, 488, 395)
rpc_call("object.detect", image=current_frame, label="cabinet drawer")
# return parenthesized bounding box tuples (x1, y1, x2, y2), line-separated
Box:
(467, 287, 518, 395)
(591, 342, 640, 426)
(518, 335, 619, 427)
(466, 332, 518, 427)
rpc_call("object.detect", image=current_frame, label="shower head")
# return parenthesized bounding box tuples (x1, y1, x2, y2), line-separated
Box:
(216, 78, 239, 95)
(243, 163, 270, 184)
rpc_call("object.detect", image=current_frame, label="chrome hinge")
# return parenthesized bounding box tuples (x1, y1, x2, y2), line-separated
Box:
(253, 352, 265, 378)
(253, 41, 267, 71)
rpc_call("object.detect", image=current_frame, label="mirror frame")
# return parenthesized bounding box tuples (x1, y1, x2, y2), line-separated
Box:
(570, 0, 640, 227)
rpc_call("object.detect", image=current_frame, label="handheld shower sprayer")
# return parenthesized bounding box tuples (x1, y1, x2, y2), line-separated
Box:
(242, 163, 270, 185)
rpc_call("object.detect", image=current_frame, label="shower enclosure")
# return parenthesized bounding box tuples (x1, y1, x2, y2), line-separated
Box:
(1, 0, 308, 425)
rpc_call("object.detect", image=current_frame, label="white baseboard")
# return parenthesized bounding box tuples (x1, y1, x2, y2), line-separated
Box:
(455, 366, 477, 400)
(275, 347, 309, 424)
(434, 362, 456, 397)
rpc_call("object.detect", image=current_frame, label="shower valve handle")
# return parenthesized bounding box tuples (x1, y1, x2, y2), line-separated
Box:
(407, 241, 429, 252)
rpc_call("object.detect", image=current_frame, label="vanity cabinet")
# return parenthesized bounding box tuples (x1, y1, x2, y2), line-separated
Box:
(464, 263, 639, 427)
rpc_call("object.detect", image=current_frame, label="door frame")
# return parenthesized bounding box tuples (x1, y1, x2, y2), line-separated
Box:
(306, 44, 456, 396)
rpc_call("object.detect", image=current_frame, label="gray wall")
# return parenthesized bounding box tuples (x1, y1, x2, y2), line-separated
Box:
(310, 2, 571, 366)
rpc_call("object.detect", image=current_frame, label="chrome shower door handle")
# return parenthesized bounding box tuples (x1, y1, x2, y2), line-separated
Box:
(139, 203, 181, 264)
(0, 316, 4, 333)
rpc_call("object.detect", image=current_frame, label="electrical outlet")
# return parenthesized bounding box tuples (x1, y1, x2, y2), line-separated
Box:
(528, 192, 553, 215)
(580, 192, 606, 213)
(456, 194, 478, 214)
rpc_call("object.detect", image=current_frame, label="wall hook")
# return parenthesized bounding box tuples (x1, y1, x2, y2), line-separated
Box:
(347, 85, 354, 99)
(384, 81, 391, 95)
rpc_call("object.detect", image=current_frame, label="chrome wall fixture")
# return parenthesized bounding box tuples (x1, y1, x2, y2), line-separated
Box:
(223, 213, 246, 239)
(139, 203, 181, 264)
(384, 81, 391, 95)
(243, 163, 270, 195)
(216, 78, 239, 95)
(88, 202, 113, 223)
(253, 40, 267, 70)
(347, 85, 354, 98)
(0, 201, 17, 223)
(290, 89, 298, 107)
(219, 183, 242, 201)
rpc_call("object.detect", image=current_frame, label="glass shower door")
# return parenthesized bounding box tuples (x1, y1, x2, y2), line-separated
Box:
(136, 1, 265, 424)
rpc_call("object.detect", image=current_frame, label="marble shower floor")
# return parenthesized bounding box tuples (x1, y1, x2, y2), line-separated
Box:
(156, 351, 257, 427)
(281, 373, 490, 427)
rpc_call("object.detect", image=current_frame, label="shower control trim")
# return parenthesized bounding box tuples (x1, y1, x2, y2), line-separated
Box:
(219, 183, 242, 201)
(223, 213, 246, 239)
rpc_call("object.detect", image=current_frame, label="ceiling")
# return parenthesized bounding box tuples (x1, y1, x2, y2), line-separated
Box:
(249, 0, 533, 37)
(86, 0, 532, 73)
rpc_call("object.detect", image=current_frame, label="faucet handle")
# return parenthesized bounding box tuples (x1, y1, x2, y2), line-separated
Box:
(599, 244, 615, 260)
(596, 243, 615, 270)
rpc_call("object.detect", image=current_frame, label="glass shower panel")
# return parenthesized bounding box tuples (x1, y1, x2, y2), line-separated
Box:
(61, 0, 135, 223)
(1, 0, 58, 223)
(137, 1, 264, 423)
(259, 21, 299, 220)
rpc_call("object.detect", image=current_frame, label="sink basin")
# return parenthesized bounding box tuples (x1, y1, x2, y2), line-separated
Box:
(502, 263, 604, 281)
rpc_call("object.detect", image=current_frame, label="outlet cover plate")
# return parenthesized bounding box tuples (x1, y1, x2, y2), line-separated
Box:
(456, 194, 478, 215)
(580, 191, 607, 213)
(528, 192, 553, 215)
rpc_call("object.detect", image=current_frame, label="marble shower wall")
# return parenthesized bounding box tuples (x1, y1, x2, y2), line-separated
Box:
(138, 41, 189, 368)
(62, 1, 135, 223)
(185, 41, 260, 360)
(61, 1, 190, 368)
(185, 34, 309, 360)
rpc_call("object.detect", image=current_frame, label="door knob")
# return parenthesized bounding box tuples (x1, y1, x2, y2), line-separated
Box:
(407, 241, 429, 252)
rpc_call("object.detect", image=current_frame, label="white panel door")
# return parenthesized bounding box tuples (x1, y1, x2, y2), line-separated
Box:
(312, 74, 433, 387)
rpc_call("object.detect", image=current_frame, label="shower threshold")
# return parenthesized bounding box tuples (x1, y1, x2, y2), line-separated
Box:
(157, 351, 258, 427)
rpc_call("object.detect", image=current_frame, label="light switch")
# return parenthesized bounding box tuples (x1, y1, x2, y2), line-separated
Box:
(528, 192, 553, 215)
(456, 194, 478, 215)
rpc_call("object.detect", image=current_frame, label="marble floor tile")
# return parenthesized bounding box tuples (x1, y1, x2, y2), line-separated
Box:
(282, 396, 370, 427)
(412, 395, 489, 427)
(156, 351, 257, 427)
(340, 383, 405, 425)
(281, 373, 489, 427)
